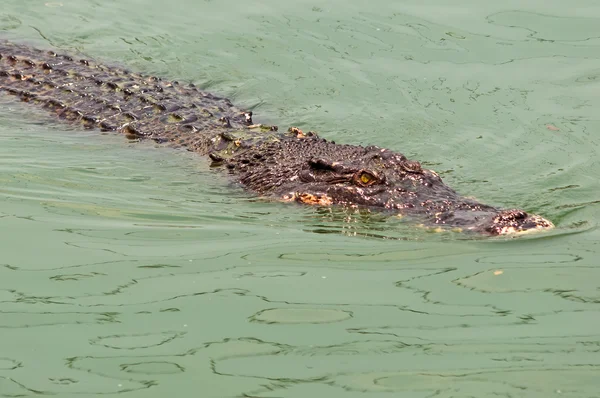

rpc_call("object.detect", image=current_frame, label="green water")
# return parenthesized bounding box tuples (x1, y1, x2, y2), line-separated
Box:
(1, 0, 599, 396)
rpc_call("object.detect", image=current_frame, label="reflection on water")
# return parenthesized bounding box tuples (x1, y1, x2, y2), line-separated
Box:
(1, 0, 600, 396)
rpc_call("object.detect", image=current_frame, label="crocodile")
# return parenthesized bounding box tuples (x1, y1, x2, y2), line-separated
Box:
(0, 40, 554, 235)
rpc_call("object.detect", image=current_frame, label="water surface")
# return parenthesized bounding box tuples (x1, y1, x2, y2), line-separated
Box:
(1, 0, 599, 396)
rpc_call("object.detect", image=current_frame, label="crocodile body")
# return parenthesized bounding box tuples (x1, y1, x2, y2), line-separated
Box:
(0, 41, 554, 235)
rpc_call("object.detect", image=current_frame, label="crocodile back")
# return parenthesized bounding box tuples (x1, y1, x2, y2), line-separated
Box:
(0, 41, 248, 154)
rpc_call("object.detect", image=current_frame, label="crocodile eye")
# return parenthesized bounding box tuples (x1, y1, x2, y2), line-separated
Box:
(352, 170, 379, 187)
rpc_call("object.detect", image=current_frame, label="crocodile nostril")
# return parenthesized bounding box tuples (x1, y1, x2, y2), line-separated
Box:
(499, 209, 528, 221)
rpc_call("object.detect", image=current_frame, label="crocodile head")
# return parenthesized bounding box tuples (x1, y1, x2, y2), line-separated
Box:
(280, 145, 448, 209)
(233, 140, 553, 235)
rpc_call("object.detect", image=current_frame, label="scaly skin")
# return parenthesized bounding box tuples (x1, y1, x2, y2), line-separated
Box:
(0, 41, 554, 235)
